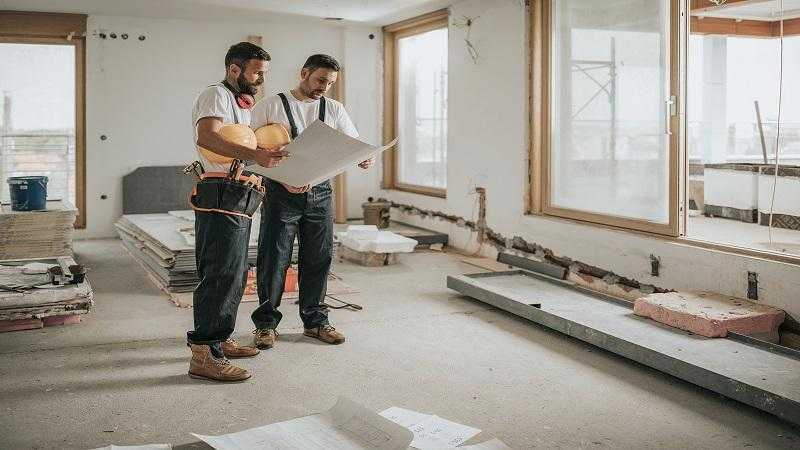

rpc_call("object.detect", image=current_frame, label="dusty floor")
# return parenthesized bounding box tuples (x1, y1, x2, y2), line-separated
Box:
(0, 239, 798, 449)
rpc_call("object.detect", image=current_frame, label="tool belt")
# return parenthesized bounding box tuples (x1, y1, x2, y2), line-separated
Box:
(189, 172, 265, 218)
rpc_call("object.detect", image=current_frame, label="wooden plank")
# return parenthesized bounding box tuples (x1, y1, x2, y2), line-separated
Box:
(0, 318, 42, 333)
(690, 0, 767, 13)
(772, 18, 800, 37)
(42, 314, 81, 327)
(0, 11, 86, 38)
(691, 17, 773, 37)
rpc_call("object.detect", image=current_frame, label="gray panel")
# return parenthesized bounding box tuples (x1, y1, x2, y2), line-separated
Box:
(122, 166, 195, 214)
(497, 252, 567, 279)
(447, 271, 800, 426)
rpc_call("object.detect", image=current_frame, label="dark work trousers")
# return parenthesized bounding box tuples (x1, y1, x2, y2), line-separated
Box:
(252, 180, 334, 330)
(187, 211, 252, 358)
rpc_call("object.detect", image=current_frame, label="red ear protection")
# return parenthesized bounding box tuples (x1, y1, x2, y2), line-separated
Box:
(235, 93, 255, 109)
(223, 80, 255, 110)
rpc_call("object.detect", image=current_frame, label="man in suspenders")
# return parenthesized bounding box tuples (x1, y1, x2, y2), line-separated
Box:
(186, 42, 288, 382)
(249, 54, 373, 349)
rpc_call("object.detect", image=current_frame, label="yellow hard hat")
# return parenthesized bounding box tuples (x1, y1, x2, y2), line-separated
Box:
(199, 123, 257, 164)
(255, 123, 291, 151)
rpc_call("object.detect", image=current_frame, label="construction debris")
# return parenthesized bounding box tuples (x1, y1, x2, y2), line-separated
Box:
(336, 225, 417, 266)
(0, 200, 77, 260)
(634, 291, 785, 341)
(0, 256, 93, 332)
(115, 211, 299, 293)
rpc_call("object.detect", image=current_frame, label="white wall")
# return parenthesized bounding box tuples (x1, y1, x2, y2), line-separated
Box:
(342, 27, 383, 218)
(77, 14, 377, 238)
(373, 0, 800, 318)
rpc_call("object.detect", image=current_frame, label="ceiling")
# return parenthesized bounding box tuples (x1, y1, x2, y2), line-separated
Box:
(694, 0, 800, 21)
(0, 0, 452, 25)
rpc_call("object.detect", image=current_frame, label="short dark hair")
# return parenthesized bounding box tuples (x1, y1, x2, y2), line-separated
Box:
(225, 42, 271, 68)
(302, 54, 341, 73)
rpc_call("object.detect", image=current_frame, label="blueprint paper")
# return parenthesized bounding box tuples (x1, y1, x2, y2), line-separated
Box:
(247, 120, 396, 187)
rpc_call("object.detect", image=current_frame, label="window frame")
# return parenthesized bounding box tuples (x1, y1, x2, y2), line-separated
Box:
(382, 9, 449, 198)
(529, 0, 683, 237)
(0, 11, 87, 229)
(529, 0, 800, 265)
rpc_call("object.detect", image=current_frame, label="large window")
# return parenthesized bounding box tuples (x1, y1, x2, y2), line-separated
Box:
(0, 12, 86, 228)
(530, 0, 800, 262)
(531, 0, 680, 236)
(383, 10, 448, 197)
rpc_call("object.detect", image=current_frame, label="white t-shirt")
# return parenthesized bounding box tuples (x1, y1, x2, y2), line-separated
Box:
(191, 84, 252, 173)
(250, 92, 358, 140)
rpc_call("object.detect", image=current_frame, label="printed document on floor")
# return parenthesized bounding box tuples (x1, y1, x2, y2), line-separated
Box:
(92, 445, 171, 450)
(247, 120, 397, 187)
(379, 407, 481, 449)
(193, 397, 412, 450)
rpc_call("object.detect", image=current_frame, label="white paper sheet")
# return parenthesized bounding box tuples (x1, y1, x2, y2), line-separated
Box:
(425, 439, 512, 450)
(91, 445, 171, 450)
(246, 120, 397, 187)
(379, 407, 481, 449)
(193, 398, 412, 450)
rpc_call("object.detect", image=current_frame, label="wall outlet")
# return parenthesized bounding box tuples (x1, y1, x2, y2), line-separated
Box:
(747, 271, 758, 301)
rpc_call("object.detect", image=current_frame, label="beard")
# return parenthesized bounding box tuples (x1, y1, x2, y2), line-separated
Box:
(237, 72, 261, 96)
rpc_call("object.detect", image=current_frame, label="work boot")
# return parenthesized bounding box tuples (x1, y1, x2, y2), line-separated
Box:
(304, 325, 345, 345)
(188, 344, 251, 382)
(221, 338, 260, 358)
(253, 328, 278, 349)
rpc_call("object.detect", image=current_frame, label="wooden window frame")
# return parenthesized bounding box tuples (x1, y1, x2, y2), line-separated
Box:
(529, 0, 683, 237)
(0, 11, 87, 229)
(382, 9, 449, 198)
(529, 1, 800, 265)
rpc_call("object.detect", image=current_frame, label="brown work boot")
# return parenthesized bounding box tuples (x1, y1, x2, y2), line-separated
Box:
(188, 344, 251, 382)
(221, 338, 260, 358)
(253, 328, 278, 349)
(304, 325, 345, 345)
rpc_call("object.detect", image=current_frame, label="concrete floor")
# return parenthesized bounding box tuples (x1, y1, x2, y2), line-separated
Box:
(0, 239, 799, 449)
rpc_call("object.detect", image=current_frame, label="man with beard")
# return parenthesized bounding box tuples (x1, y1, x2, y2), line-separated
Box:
(249, 54, 373, 349)
(186, 42, 287, 382)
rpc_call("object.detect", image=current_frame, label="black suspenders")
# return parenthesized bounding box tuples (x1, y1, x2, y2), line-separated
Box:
(277, 92, 326, 139)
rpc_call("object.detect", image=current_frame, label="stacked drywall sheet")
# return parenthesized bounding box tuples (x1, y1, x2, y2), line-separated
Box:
(337, 225, 418, 253)
(0, 256, 93, 323)
(0, 201, 77, 260)
(115, 211, 300, 293)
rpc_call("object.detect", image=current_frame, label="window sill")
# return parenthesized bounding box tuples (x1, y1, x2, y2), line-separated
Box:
(522, 211, 800, 266)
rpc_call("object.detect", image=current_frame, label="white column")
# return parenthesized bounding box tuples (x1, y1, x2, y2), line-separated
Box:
(701, 36, 728, 164)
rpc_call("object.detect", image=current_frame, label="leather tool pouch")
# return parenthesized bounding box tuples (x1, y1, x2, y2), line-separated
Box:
(190, 177, 265, 218)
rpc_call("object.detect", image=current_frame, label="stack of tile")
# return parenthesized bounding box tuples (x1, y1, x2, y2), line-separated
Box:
(115, 211, 299, 294)
(0, 256, 93, 332)
(0, 201, 77, 260)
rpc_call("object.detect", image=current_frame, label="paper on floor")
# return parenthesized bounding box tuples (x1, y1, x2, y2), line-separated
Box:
(91, 445, 171, 450)
(379, 407, 481, 449)
(193, 397, 412, 450)
(246, 120, 396, 188)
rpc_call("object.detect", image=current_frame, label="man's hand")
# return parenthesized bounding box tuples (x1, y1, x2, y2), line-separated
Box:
(358, 157, 375, 169)
(253, 146, 290, 168)
(282, 183, 311, 194)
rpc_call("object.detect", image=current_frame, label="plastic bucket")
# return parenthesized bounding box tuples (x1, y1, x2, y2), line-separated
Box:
(7, 176, 48, 211)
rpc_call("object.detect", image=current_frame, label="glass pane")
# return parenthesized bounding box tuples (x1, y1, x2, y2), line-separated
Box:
(686, 34, 800, 257)
(396, 27, 448, 190)
(550, 0, 670, 223)
(0, 43, 76, 206)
